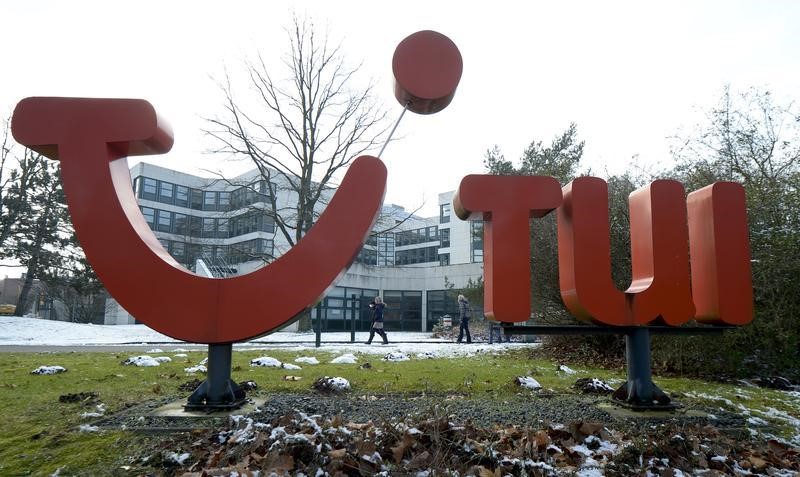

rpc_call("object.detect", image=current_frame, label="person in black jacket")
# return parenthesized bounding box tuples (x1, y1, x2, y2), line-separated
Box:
(365, 296, 389, 345)
(456, 294, 472, 344)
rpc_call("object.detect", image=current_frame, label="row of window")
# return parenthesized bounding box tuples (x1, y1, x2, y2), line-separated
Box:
(134, 176, 273, 212)
(157, 237, 274, 266)
(471, 221, 484, 263)
(312, 288, 476, 332)
(141, 206, 275, 239)
(395, 246, 440, 265)
(395, 226, 439, 247)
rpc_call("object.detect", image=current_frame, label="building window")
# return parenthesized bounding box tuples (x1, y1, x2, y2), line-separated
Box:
(172, 241, 185, 259)
(471, 221, 484, 263)
(439, 228, 450, 248)
(190, 189, 203, 210)
(141, 178, 157, 200)
(175, 185, 189, 207)
(202, 217, 216, 237)
(383, 290, 422, 331)
(204, 191, 217, 211)
(141, 207, 155, 227)
(376, 234, 395, 266)
(158, 182, 174, 203)
(439, 253, 450, 266)
(218, 191, 231, 211)
(440, 203, 451, 223)
(395, 246, 438, 265)
(426, 290, 460, 331)
(217, 218, 229, 238)
(157, 210, 172, 232)
(173, 213, 188, 235)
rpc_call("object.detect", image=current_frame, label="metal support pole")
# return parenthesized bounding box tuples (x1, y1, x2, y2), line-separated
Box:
(315, 302, 322, 348)
(350, 294, 356, 343)
(185, 343, 246, 411)
(611, 327, 674, 410)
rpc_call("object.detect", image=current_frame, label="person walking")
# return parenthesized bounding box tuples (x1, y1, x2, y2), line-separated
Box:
(365, 296, 389, 345)
(456, 294, 472, 344)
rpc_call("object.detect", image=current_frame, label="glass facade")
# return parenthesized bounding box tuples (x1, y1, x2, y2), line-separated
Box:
(440, 203, 451, 223)
(137, 206, 274, 239)
(135, 175, 273, 212)
(471, 221, 484, 263)
(395, 246, 439, 265)
(383, 290, 422, 331)
(313, 286, 379, 332)
(376, 234, 395, 266)
(155, 237, 273, 268)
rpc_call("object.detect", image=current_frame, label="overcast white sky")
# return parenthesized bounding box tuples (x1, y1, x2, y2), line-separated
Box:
(2, 0, 800, 276)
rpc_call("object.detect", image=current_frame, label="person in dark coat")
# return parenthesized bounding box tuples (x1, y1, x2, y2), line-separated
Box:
(365, 296, 389, 345)
(456, 294, 472, 344)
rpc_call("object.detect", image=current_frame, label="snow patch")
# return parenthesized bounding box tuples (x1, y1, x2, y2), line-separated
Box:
(31, 365, 66, 375)
(184, 365, 207, 374)
(122, 356, 161, 367)
(153, 356, 171, 363)
(282, 363, 302, 370)
(173, 353, 188, 358)
(78, 424, 99, 432)
(167, 452, 191, 465)
(295, 356, 320, 365)
(250, 356, 282, 367)
(330, 353, 358, 364)
(382, 351, 410, 362)
(558, 364, 577, 375)
(515, 376, 542, 390)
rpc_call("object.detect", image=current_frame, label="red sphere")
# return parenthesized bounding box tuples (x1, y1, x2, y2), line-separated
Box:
(392, 30, 463, 115)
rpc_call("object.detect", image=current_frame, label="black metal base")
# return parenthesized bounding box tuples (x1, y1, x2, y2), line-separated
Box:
(183, 343, 247, 412)
(611, 381, 678, 411)
(184, 378, 247, 412)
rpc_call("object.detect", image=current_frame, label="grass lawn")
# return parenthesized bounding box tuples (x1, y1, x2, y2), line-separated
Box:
(0, 348, 797, 475)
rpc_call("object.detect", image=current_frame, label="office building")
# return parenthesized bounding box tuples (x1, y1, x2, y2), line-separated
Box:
(104, 162, 484, 332)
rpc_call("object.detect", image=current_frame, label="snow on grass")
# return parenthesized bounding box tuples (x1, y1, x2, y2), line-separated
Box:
(146, 348, 163, 353)
(121, 356, 161, 367)
(382, 352, 410, 362)
(167, 452, 191, 465)
(184, 365, 207, 374)
(250, 356, 282, 368)
(281, 363, 302, 370)
(31, 365, 66, 375)
(558, 364, 577, 375)
(78, 424, 99, 432)
(330, 353, 358, 364)
(0, 317, 536, 361)
(173, 353, 188, 358)
(515, 376, 542, 390)
(313, 376, 351, 393)
(154, 356, 171, 363)
(295, 356, 319, 365)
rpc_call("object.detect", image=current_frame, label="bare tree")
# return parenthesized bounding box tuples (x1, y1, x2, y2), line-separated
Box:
(204, 16, 388, 250)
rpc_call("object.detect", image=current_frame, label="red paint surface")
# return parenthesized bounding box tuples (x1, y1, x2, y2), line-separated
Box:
(558, 177, 751, 326)
(687, 182, 753, 325)
(12, 97, 386, 344)
(393, 30, 463, 114)
(453, 175, 562, 322)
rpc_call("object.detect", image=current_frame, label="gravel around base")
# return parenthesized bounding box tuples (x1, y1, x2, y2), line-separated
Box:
(95, 391, 748, 434)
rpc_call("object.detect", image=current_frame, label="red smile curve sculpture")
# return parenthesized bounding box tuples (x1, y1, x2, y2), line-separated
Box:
(12, 97, 387, 344)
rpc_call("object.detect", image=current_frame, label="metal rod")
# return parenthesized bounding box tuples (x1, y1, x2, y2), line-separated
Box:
(206, 343, 234, 404)
(350, 294, 356, 343)
(625, 327, 654, 401)
(377, 103, 409, 158)
(315, 302, 322, 348)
